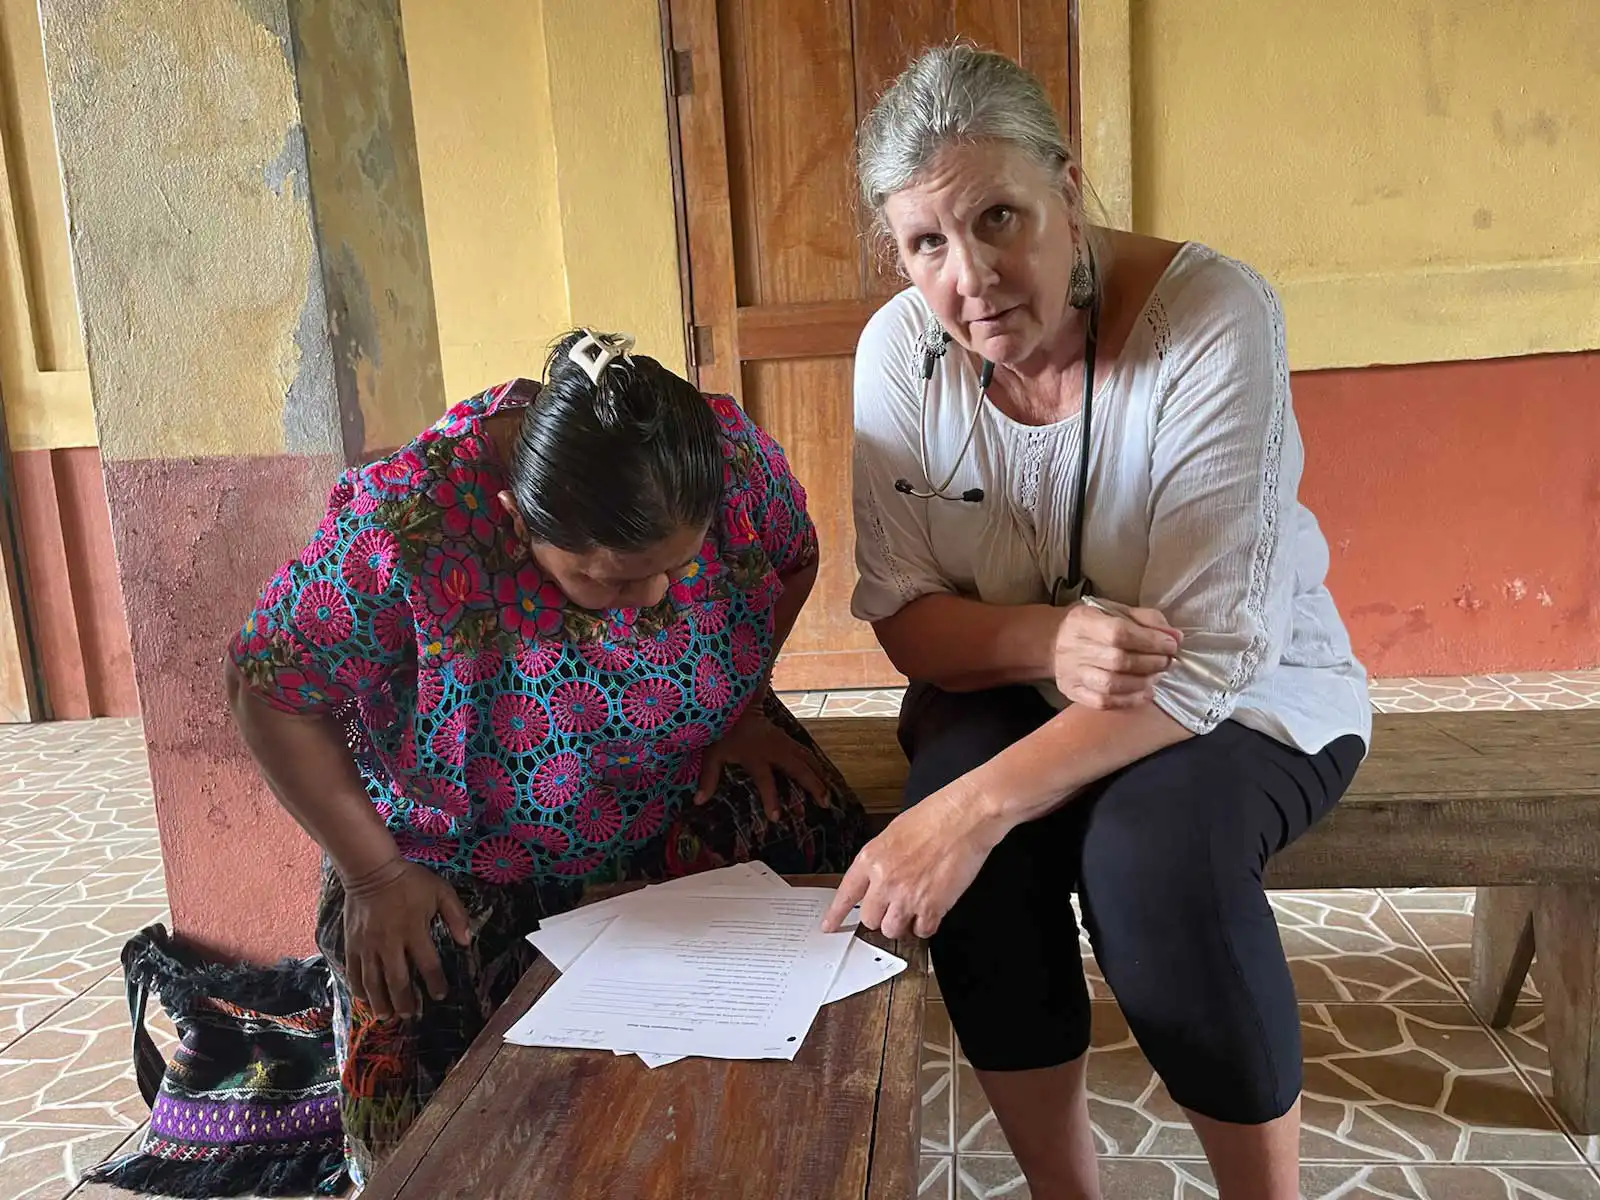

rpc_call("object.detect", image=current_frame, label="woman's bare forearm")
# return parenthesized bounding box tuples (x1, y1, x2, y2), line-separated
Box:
(972, 701, 1193, 828)
(225, 660, 400, 885)
(871, 593, 1059, 690)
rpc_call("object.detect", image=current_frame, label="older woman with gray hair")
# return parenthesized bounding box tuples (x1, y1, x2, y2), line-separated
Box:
(822, 44, 1372, 1199)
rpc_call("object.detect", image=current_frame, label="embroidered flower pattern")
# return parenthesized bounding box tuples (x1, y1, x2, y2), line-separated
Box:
(335, 657, 388, 697)
(450, 646, 503, 687)
(621, 677, 681, 730)
(361, 449, 429, 500)
(421, 545, 491, 630)
(693, 656, 733, 710)
(407, 805, 454, 836)
(514, 640, 563, 679)
(625, 796, 666, 843)
(637, 621, 690, 667)
(688, 595, 731, 635)
(430, 705, 477, 768)
(294, 582, 353, 647)
(532, 752, 584, 810)
(227, 382, 816, 881)
(342, 526, 400, 595)
(372, 604, 412, 655)
(549, 680, 609, 734)
(512, 822, 571, 858)
(578, 639, 636, 673)
(432, 464, 500, 547)
(573, 790, 623, 844)
(466, 757, 516, 822)
(417, 670, 443, 715)
(731, 624, 763, 677)
(300, 517, 339, 567)
(394, 833, 458, 864)
(491, 693, 548, 753)
(591, 739, 653, 788)
(495, 565, 566, 640)
(471, 835, 535, 884)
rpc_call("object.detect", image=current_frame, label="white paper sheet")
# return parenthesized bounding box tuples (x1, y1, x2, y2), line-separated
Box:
(517, 863, 887, 1069)
(532, 861, 779, 933)
(528, 862, 855, 972)
(504, 888, 854, 1061)
(619, 937, 909, 1068)
(823, 937, 908, 1003)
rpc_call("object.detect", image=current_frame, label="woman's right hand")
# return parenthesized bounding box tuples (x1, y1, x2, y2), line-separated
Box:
(1050, 600, 1182, 709)
(342, 857, 472, 1021)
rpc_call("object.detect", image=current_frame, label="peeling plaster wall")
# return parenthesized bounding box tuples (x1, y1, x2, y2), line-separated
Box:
(38, 0, 340, 462)
(291, 0, 445, 454)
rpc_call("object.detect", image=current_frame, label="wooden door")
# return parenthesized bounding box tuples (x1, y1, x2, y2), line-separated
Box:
(665, 0, 1077, 691)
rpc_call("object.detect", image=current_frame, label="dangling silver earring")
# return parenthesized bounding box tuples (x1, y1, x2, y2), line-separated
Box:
(1068, 243, 1096, 310)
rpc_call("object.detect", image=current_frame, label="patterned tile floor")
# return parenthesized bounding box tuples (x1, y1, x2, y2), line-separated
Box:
(0, 672, 1596, 1199)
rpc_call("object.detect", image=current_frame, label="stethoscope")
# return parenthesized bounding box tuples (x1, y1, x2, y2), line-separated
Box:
(893, 290, 1103, 604)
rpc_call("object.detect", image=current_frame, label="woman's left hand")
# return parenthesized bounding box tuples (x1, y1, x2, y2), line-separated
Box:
(822, 782, 1008, 939)
(695, 701, 830, 821)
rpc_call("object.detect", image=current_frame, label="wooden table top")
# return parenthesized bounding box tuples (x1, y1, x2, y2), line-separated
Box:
(361, 876, 929, 1200)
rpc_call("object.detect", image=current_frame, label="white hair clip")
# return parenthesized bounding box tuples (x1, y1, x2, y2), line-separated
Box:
(567, 329, 637, 385)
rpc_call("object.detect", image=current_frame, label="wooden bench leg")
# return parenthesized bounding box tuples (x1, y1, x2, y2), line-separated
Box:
(1532, 884, 1600, 1136)
(1469, 886, 1536, 1027)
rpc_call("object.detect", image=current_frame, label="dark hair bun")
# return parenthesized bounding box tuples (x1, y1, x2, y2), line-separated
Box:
(509, 328, 723, 554)
(547, 329, 659, 435)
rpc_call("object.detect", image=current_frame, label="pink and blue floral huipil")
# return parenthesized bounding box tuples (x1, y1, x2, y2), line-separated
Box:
(229, 380, 818, 886)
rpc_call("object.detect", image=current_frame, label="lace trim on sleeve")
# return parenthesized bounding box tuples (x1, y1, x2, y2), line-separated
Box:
(1199, 263, 1289, 729)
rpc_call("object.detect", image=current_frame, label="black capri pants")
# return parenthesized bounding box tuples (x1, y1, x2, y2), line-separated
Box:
(901, 683, 1365, 1126)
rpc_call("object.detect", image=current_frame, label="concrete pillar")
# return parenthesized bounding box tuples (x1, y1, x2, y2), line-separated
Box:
(39, 0, 445, 962)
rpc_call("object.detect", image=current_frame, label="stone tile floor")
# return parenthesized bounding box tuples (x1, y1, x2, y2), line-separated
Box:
(0, 671, 1597, 1198)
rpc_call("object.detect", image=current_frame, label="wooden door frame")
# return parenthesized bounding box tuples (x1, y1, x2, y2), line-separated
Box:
(658, 0, 741, 400)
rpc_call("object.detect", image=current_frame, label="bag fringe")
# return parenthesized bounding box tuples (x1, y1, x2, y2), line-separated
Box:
(83, 1142, 349, 1197)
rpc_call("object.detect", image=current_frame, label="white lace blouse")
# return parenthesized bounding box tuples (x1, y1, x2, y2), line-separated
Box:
(851, 242, 1372, 755)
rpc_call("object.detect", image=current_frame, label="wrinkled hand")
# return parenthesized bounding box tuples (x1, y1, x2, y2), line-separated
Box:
(1051, 600, 1182, 709)
(821, 785, 1005, 939)
(343, 858, 470, 1021)
(695, 702, 830, 821)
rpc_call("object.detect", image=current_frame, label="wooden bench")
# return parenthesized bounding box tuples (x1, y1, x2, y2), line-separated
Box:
(361, 877, 928, 1199)
(806, 708, 1600, 1134)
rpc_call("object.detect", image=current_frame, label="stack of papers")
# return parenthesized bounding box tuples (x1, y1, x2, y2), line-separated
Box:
(502, 863, 907, 1067)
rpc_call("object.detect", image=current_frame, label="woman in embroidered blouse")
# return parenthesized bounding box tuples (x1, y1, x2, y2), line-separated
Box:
(825, 47, 1370, 1199)
(226, 329, 864, 1185)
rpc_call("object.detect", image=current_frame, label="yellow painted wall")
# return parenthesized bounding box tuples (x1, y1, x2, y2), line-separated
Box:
(1085, 0, 1600, 370)
(402, 0, 685, 402)
(402, 0, 568, 399)
(0, 0, 94, 450)
(541, 0, 686, 377)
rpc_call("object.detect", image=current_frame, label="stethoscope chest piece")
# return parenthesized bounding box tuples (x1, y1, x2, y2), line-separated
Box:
(1051, 576, 1094, 607)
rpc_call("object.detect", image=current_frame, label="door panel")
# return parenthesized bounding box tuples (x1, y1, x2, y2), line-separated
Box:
(669, 0, 1076, 690)
(744, 357, 859, 690)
